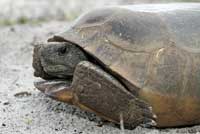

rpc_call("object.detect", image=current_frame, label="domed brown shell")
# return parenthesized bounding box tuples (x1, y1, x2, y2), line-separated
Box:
(48, 4, 200, 127)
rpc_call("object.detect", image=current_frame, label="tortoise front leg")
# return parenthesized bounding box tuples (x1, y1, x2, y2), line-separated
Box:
(35, 61, 156, 128)
(73, 61, 157, 128)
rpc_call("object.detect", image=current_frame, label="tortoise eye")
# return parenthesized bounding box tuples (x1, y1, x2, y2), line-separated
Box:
(58, 46, 67, 55)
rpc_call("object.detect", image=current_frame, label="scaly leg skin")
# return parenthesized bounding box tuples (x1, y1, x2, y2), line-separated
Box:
(35, 61, 156, 128)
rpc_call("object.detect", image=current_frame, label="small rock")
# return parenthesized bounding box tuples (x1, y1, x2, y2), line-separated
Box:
(14, 91, 31, 98)
(3, 102, 10, 105)
(10, 27, 15, 32)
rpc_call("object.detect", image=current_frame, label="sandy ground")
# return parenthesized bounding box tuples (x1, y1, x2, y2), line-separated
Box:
(0, 21, 200, 134)
(1, 0, 200, 134)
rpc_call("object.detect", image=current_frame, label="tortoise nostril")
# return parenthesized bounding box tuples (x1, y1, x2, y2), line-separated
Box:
(58, 46, 67, 55)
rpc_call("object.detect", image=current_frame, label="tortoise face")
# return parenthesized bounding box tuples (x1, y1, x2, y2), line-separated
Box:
(33, 42, 87, 79)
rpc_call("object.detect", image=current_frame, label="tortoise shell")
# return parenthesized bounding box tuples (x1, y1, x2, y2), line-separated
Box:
(48, 4, 200, 127)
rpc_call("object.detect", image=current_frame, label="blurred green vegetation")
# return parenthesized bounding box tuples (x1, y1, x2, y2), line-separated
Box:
(0, 0, 200, 26)
(0, 17, 47, 26)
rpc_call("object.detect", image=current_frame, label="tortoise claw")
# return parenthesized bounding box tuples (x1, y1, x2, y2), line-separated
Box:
(140, 119, 157, 128)
(34, 79, 73, 104)
(136, 105, 157, 128)
(148, 106, 157, 120)
(153, 114, 157, 119)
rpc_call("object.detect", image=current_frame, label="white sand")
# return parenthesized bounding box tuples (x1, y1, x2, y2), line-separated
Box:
(0, 0, 200, 133)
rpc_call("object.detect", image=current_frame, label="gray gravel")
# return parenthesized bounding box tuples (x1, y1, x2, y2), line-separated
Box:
(0, 21, 200, 134)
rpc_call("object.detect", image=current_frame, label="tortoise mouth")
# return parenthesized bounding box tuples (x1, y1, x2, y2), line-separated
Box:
(32, 44, 54, 79)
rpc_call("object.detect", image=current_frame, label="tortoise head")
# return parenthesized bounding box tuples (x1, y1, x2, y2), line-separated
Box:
(33, 42, 88, 79)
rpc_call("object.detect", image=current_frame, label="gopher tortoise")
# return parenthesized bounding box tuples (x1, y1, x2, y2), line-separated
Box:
(33, 3, 200, 128)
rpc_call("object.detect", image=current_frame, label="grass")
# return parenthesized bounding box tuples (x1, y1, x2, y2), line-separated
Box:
(0, 16, 47, 26)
